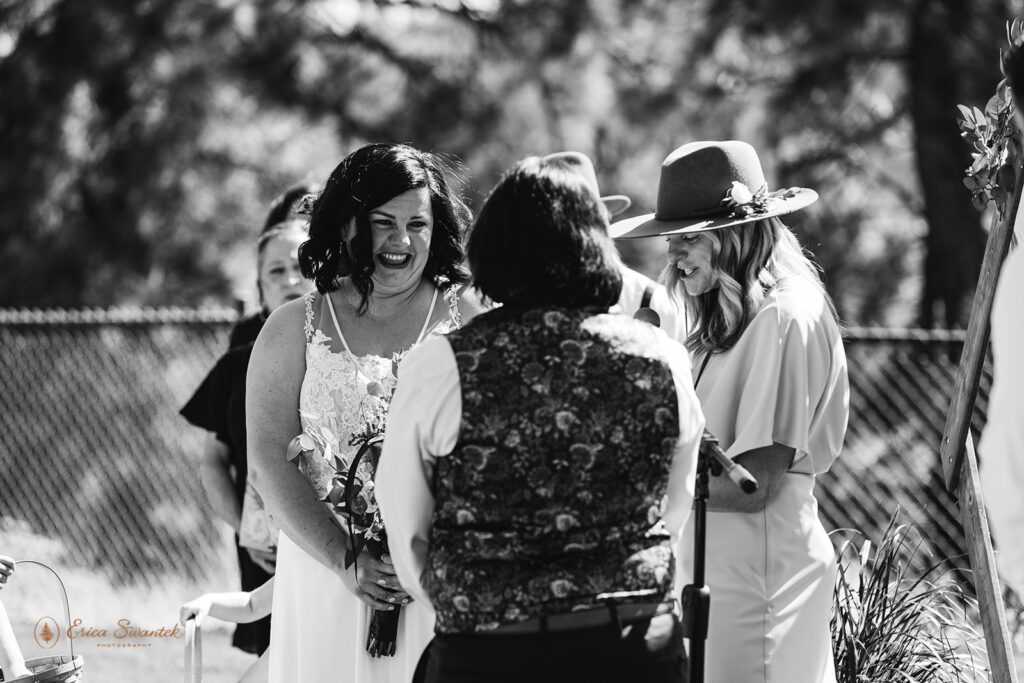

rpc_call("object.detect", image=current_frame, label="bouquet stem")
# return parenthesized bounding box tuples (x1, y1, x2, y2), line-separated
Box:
(366, 606, 401, 657)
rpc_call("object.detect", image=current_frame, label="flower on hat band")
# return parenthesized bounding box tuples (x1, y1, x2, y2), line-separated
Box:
(720, 182, 801, 219)
(721, 181, 767, 217)
(724, 181, 755, 206)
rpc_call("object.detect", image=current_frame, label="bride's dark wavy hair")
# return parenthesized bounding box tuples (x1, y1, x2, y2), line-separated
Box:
(299, 143, 471, 313)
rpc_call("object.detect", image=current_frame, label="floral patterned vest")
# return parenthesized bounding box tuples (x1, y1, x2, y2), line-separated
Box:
(424, 306, 681, 634)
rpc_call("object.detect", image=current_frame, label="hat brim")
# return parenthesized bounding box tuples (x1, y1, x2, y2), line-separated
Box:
(610, 188, 818, 239)
(601, 195, 631, 218)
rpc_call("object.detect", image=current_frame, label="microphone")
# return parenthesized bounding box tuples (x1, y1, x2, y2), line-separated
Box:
(700, 430, 758, 494)
(633, 307, 661, 328)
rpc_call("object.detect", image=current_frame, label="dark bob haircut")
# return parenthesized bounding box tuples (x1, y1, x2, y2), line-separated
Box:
(468, 155, 623, 308)
(262, 183, 314, 232)
(299, 143, 471, 311)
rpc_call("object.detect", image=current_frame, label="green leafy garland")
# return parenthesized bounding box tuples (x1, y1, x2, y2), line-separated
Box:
(958, 19, 1024, 219)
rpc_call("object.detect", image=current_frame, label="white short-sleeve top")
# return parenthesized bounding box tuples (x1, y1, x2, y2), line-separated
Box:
(694, 276, 849, 475)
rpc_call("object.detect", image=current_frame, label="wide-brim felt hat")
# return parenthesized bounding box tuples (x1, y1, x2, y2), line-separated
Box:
(541, 151, 632, 218)
(609, 140, 817, 239)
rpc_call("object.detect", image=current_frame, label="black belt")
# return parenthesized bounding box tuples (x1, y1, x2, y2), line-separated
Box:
(473, 599, 677, 636)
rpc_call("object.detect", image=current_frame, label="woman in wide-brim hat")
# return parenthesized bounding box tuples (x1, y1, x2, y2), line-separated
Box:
(613, 140, 849, 683)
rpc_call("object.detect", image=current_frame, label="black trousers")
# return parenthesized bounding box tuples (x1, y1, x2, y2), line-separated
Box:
(422, 613, 687, 683)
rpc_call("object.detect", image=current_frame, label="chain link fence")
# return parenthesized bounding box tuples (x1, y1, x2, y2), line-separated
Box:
(0, 310, 992, 595)
(818, 327, 990, 591)
(0, 308, 238, 590)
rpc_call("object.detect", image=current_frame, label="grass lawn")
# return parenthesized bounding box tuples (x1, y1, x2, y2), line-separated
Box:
(5, 560, 1024, 681)
(46, 626, 256, 682)
(3, 565, 258, 682)
(9, 616, 256, 682)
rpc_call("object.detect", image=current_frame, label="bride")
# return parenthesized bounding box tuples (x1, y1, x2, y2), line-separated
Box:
(247, 143, 484, 682)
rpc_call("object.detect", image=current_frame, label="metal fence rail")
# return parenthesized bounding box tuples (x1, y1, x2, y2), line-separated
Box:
(0, 311, 991, 593)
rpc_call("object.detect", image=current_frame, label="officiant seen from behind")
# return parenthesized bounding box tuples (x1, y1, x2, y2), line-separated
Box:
(377, 152, 705, 683)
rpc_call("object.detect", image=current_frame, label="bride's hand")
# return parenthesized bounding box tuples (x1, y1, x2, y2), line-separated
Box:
(338, 553, 412, 611)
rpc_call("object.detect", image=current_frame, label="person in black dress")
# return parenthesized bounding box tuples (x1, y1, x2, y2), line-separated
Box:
(181, 216, 312, 655)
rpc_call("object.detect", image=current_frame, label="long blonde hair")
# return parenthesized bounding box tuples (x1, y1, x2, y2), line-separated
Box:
(664, 216, 836, 355)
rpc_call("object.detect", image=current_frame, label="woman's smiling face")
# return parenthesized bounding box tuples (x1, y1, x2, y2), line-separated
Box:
(258, 229, 311, 311)
(356, 187, 434, 294)
(666, 231, 719, 296)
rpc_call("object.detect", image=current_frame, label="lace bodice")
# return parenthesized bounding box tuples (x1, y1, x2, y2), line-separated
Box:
(298, 289, 461, 476)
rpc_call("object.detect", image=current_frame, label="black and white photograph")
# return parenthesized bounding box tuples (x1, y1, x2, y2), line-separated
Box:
(2, 1, 1024, 681)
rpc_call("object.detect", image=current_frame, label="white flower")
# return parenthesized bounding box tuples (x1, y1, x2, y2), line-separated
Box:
(728, 181, 754, 205)
(298, 433, 316, 451)
(550, 579, 573, 598)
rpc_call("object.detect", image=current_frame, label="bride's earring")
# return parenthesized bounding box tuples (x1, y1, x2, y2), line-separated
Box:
(337, 240, 352, 277)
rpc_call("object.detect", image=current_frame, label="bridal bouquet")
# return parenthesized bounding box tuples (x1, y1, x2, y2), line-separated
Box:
(288, 362, 403, 657)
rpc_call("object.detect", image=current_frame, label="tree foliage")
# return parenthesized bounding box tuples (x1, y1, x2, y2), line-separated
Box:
(0, 0, 1014, 325)
(687, 0, 1011, 326)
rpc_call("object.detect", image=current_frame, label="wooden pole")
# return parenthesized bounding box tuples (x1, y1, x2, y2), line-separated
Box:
(940, 181, 1020, 492)
(939, 161, 1022, 682)
(956, 433, 1018, 682)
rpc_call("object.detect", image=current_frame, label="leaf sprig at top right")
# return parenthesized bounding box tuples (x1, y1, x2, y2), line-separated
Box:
(958, 18, 1024, 224)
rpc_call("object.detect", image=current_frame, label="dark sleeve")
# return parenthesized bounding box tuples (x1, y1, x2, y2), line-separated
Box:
(228, 314, 265, 349)
(180, 355, 231, 440)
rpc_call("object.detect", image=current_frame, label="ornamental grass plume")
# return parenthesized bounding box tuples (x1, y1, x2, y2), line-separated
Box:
(831, 515, 990, 683)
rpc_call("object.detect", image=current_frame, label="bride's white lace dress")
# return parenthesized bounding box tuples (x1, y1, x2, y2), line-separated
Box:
(268, 288, 458, 683)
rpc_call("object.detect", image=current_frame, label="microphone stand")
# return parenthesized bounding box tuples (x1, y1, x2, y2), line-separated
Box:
(627, 309, 757, 681)
(681, 431, 758, 683)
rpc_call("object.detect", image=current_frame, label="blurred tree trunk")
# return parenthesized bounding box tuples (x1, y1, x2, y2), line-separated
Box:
(909, 0, 987, 328)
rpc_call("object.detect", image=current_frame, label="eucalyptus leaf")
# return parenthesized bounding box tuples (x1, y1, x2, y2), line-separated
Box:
(985, 93, 1004, 118)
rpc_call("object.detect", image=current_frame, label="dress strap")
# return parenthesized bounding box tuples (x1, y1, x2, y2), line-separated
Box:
(302, 292, 316, 342)
(444, 286, 462, 330)
(415, 287, 441, 343)
(324, 292, 355, 355)
(694, 351, 712, 388)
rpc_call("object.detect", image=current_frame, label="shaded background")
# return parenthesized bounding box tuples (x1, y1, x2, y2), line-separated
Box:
(2, 0, 1022, 326)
